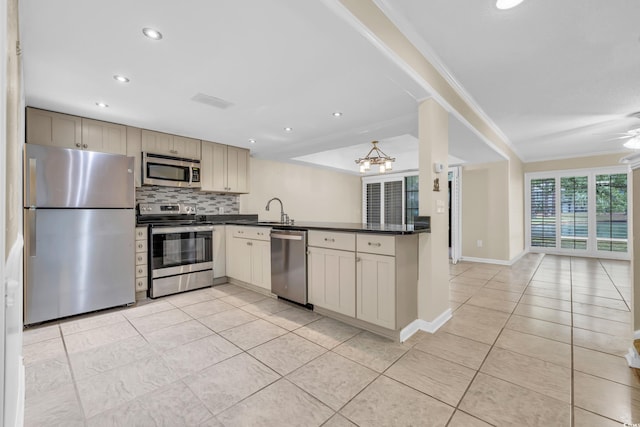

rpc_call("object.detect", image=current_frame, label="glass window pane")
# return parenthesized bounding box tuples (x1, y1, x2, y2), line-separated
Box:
(560, 176, 588, 250)
(405, 175, 419, 225)
(530, 178, 556, 247)
(596, 173, 628, 253)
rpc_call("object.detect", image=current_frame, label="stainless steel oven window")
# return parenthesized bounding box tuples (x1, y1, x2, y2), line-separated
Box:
(152, 229, 213, 270)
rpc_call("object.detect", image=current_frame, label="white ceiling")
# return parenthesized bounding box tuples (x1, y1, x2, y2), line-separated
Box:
(19, 0, 639, 174)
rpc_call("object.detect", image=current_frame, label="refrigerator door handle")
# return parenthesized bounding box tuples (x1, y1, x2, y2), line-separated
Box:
(27, 157, 36, 207)
(27, 208, 36, 257)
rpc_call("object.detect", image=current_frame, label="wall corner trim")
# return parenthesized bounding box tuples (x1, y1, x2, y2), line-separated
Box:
(400, 308, 452, 342)
(625, 331, 640, 369)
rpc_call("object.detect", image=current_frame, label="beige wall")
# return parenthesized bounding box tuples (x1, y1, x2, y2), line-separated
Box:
(461, 161, 510, 261)
(633, 168, 640, 333)
(524, 153, 624, 173)
(508, 158, 524, 259)
(239, 158, 362, 223)
(5, 0, 21, 254)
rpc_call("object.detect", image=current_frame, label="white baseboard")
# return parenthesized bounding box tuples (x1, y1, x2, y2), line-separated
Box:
(13, 357, 25, 427)
(400, 308, 452, 342)
(461, 250, 527, 266)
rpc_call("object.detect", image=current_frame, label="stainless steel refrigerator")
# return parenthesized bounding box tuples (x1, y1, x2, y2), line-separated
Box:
(23, 144, 136, 325)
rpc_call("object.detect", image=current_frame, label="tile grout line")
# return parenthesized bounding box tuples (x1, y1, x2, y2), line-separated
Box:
(569, 257, 575, 427)
(442, 263, 539, 427)
(597, 258, 632, 312)
(57, 323, 89, 426)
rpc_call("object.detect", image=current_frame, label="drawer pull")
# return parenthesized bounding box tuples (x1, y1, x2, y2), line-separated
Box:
(247, 241, 253, 246)
(368, 242, 382, 247)
(324, 238, 335, 242)
(137, 243, 143, 249)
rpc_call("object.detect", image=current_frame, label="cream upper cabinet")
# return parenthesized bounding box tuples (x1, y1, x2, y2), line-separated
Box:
(26, 107, 82, 149)
(227, 145, 249, 193)
(201, 140, 249, 193)
(141, 129, 201, 159)
(81, 118, 127, 155)
(126, 126, 142, 187)
(201, 141, 227, 192)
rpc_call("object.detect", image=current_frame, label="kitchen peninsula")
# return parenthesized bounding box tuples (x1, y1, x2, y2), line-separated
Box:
(221, 219, 430, 341)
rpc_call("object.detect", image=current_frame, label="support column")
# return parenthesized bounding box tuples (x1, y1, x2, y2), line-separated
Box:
(626, 163, 640, 367)
(416, 98, 451, 331)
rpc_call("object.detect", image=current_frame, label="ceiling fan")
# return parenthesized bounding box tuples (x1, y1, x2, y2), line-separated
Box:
(601, 128, 640, 149)
(595, 112, 640, 149)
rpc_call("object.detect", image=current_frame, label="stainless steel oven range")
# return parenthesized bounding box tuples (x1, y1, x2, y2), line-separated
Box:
(138, 203, 214, 298)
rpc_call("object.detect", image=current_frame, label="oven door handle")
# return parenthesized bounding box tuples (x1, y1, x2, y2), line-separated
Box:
(152, 225, 215, 235)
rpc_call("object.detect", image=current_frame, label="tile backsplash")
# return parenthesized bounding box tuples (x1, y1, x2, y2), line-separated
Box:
(136, 186, 239, 214)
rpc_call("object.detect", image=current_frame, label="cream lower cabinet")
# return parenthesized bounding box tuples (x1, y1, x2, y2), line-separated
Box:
(213, 225, 226, 279)
(309, 230, 417, 331)
(356, 252, 395, 329)
(225, 226, 271, 291)
(308, 246, 356, 317)
(134, 227, 148, 299)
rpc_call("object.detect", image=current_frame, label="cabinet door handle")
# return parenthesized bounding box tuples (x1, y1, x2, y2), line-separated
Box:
(247, 241, 253, 246)
(356, 257, 361, 262)
(75, 142, 81, 148)
(82, 143, 88, 149)
(368, 242, 382, 247)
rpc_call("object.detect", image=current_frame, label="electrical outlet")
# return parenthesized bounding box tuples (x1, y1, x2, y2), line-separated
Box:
(477, 240, 483, 248)
(218, 207, 224, 214)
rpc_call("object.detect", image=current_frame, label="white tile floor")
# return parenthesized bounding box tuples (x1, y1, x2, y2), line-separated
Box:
(22, 254, 638, 426)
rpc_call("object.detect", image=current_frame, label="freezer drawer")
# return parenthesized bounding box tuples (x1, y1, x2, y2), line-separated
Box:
(24, 208, 135, 324)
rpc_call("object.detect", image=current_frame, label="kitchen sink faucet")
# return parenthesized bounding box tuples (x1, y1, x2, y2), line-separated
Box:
(265, 197, 290, 224)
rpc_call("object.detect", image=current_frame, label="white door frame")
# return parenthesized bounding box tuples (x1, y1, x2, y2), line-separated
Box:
(449, 166, 462, 264)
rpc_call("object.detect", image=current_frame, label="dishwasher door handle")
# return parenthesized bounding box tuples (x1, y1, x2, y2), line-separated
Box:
(271, 233, 303, 241)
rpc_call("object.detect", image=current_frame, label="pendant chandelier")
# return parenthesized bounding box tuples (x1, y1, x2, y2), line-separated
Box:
(355, 141, 395, 173)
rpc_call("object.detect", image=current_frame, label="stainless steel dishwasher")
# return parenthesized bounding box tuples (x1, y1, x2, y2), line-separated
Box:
(270, 229, 307, 305)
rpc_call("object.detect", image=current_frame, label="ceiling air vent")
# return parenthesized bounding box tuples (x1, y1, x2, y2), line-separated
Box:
(191, 92, 234, 109)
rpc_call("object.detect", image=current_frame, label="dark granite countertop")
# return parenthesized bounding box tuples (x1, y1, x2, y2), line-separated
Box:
(224, 219, 429, 235)
(140, 214, 430, 234)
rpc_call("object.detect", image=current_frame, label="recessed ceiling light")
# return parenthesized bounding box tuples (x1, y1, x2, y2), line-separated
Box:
(142, 27, 163, 40)
(113, 75, 130, 83)
(332, 111, 343, 117)
(284, 127, 293, 132)
(96, 102, 108, 108)
(496, 0, 524, 10)
(249, 138, 256, 144)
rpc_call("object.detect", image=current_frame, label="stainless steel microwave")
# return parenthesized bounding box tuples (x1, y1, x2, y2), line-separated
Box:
(142, 152, 201, 188)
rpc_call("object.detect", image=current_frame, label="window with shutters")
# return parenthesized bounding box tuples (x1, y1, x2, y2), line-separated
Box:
(362, 172, 417, 225)
(525, 168, 629, 259)
(530, 178, 556, 248)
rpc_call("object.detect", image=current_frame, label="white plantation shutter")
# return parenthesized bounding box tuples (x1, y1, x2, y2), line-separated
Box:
(365, 182, 381, 224)
(384, 181, 403, 225)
